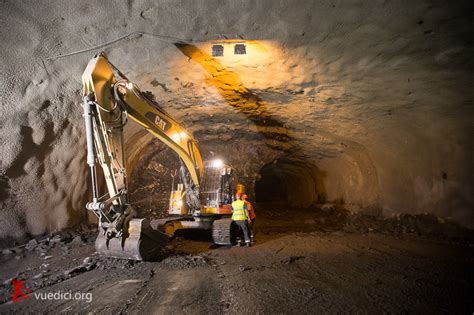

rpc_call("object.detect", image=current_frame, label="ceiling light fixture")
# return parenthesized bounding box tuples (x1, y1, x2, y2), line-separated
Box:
(212, 44, 224, 57)
(210, 34, 247, 57)
(234, 44, 246, 55)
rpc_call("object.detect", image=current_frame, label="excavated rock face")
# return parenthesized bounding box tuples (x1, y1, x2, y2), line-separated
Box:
(0, 0, 472, 240)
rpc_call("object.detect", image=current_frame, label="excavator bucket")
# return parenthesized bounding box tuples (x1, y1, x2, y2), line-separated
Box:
(95, 219, 169, 261)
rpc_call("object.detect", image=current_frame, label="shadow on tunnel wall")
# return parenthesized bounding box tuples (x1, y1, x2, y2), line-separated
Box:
(174, 43, 292, 145)
(175, 43, 326, 209)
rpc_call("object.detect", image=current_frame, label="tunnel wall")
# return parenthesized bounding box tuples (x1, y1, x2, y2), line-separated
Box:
(0, 0, 473, 241)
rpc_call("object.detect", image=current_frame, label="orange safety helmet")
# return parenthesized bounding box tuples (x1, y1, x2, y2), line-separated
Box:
(242, 194, 248, 200)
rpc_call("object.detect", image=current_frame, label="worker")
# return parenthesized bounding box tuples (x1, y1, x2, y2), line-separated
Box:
(242, 194, 256, 243)
(231, 192, 251, 247)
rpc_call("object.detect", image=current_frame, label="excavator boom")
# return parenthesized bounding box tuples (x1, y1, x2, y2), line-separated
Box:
(81, 53, 204, 260)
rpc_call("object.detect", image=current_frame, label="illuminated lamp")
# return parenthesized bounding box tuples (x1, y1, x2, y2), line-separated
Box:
(171, 133, 181, 142)
(211, 159, 223, 168)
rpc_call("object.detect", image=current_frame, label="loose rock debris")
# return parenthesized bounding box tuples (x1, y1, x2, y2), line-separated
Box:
(280, 256, 305, 265)
(0, 207, 473, 312)
(160, 255, 209, 269)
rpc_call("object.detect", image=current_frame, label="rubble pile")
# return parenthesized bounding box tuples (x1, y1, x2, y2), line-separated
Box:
(160, 255, 209, 269)
(344, 212, 474, 244)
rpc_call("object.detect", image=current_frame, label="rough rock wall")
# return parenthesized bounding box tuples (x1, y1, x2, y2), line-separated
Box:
(0, 0, 472, 240)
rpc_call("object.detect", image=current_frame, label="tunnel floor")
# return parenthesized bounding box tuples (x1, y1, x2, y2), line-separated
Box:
(0, 206, 473, 313)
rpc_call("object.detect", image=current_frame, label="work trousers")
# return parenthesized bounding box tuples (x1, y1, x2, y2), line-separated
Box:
(248, 219, 255, 239)
(234, 220, 251, 243)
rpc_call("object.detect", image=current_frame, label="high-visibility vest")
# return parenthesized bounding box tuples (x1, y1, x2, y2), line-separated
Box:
(231, 200, 247, 221)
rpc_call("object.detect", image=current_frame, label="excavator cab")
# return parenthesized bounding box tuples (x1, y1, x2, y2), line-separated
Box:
(169, 160, 235, 216)
(199, 160, 235, 215)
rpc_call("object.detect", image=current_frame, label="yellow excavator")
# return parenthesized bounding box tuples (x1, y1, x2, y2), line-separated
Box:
(81, 52, 240, 260)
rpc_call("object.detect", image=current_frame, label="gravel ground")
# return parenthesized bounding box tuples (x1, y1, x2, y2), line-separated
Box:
(0, 207, 473, 313)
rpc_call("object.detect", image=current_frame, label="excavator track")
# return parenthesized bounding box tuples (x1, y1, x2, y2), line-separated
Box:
(212, 218, 234, 245)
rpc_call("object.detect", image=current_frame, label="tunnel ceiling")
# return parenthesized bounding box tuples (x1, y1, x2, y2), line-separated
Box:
(0, 0, 472, 239)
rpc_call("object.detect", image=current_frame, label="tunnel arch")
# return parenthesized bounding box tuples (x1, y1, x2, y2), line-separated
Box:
(255, 156, 326, 208)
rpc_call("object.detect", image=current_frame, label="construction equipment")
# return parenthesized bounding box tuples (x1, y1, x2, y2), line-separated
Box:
(81, 52, 240, 260)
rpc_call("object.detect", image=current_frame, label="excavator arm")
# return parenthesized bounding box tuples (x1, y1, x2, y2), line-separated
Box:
(81, 53, 203, 259)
